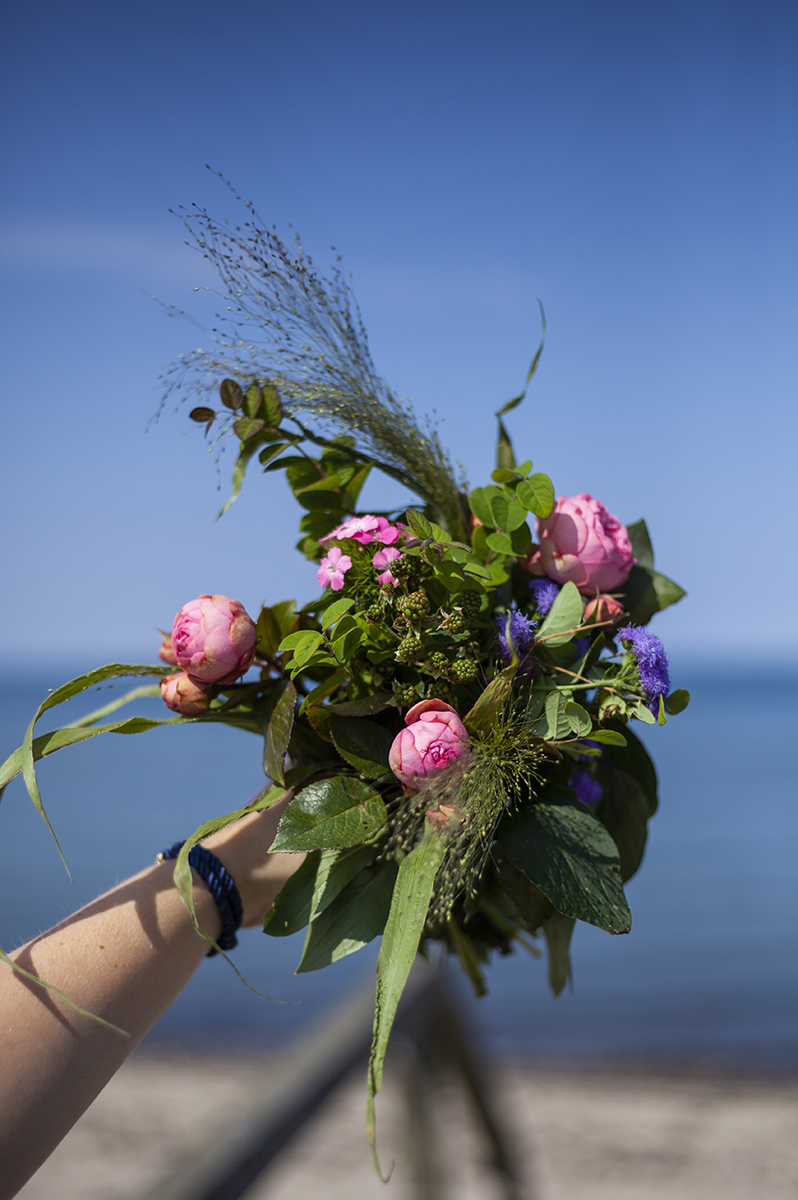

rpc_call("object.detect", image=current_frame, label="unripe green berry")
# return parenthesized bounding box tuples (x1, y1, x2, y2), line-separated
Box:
(396, 634, 422, 663)
(451, 658, 479, 683)
(398, 590, 429, 621)
(426, 679, 453, 702)
(429, 651, 449, 673)
(447, 611, 466, 635)
(459, 591, 482, 616)
(394, 683, 418, 708)
(366, 603, 382, 622)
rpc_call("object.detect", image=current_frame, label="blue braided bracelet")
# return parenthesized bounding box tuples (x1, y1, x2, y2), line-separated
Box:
(158, 841, 244, 955)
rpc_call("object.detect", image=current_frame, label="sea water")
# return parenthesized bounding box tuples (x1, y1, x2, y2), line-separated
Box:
(1, 661, 795, 1067)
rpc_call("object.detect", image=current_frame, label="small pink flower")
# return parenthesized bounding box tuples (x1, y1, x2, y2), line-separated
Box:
(160, 672, 211, 715)
(389, 699, 471, 792)
(321, 514, 400, 546)
(172, 595, 257, 684)
(584, 593, 625, 626)
(317, 546, 352, 591)
(373, 546, 402, 587)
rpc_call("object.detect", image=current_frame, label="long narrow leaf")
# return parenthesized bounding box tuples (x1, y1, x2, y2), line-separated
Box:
(366, 826, 446, 1175)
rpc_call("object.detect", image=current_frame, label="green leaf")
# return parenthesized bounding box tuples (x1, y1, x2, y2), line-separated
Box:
(405, 508, 433, 539)
(602, 721, 659, 816)
(261, 382, 282, 426)
(509, 522, 532, 555)
(496, 416, 515, 471)
(657, 694, 668, 726)
(321, 596, 356, 629)
(278, 629, 323, 659)
(620, 565, 686, 625)
(232, 416, 266, 442)
(489, 493, 528, 532)
(497, 860, 554, 932)
(263, 844, 375, 937)
(629, 700, 656, 725)
(666, 688, 691, 715)
(219, 378, 244, 410)
(368, 827, 446, 1163)
(625, 519, 654, 570)
(485, 530, 514, 556)
(468, 487, 496, 528)
(270, 776, 388, 852)
(464, 663, 517, 735)
(189, 406, 215, 423)
(328, 692, 392, 717)
(595, 765, 652, 883)
(258, 441, 291, 468)
(517, 473, 555, 519)
(499, 789, 631, 934)
(296, 859, 398, 973)
(545, 691, 572, 740)
(542, 912, 575, 997)
(494, 301, 546, 418)
(536, 580, 583, 646)
(565, 701, 592, 737)
(586, 728, 627, 747)
(261, 679, 296, 785)
(652, 570, 687, 611)
(243, 382, 262, 417)
(328, 715, 393, 779)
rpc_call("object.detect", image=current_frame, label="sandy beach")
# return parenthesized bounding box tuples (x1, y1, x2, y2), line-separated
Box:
(16, 1050, 798, 1200)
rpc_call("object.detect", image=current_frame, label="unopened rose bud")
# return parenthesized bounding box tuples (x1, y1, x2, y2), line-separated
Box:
(389, 699, 471, 794)
(160, 672, 211, 715)
(158, 633, 178, 665)
(172, 594, 257, 684)
(584, 594, 625, 626)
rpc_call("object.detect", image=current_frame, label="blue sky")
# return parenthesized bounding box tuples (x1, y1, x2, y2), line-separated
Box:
(1, 0, 796, 669)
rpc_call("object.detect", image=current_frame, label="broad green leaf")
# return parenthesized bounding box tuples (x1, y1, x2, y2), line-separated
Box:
(542, 912, 575, 997)
(255, 605, 283, 657)
(652, 570, 687, 611)
(261, 679, 296, 785)
(328, 692, 393, 717)
(263, 844, 375, 936)
(258, 441, 291, 467)
(485, 530, 514, 556)
(595, 765, 652, 883)
(620, 565, 686, 625)
(536, 580, 583, 646)
(296, 860, 397, 973)
(300, 669, 348, 712)
(586, 728, 627, 747)
(497, 860, 554, 932)
(464, 664, 517, 735)
(189, 406, 215, 423)
(602, 721, 659, 816)
(367, 828, 446, 1162)
(261, 382, 282, 426)
(232, 416, 265, 442)
(219, 378, 244, 409)
(499, 790, 631, 934)
(517, 473, 555, 519)
(321, 596, 356, 629)
(243, 382, 263, 417)
(328, 715, 393, 779)
(489, 493, 528, 532)
(565, 701, 592, 737)
(666, 688, 691, 715)
(468, 487, 496, 528)
(545, 691, 572, 740)
(270, 776, 388, 852)
(278, 629, 323, 657)
(625, 519, 654, 570)
(341, 464, 371, 507)
(405, 508, 433, 539)
(629, 700, 656, 725)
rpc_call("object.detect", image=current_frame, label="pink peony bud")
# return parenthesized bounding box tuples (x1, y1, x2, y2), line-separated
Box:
(158, 633, 178, 665)
(171, 595, 257, 685)
(584, 593, 625, 626)
(389, 699, 471, 791)
(521, 494, 635, 595)
(160, 672, 211, 715)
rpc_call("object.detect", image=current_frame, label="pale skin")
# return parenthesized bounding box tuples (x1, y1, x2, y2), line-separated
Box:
(0, 795, 301, 1199)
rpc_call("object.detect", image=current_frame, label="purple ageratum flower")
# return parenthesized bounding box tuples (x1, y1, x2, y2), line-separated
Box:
(569, 770, 603, 806)
(529, 578, 560, 615)
(617, 624, 670, 714)
(496, 611, 537, 662)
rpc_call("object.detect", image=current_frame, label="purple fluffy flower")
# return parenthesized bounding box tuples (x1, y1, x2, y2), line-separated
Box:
(496, 611, 537, 662)
(529, 578, 560, 615)
(617, 624, 670, 714)
(569, 770, 603, 806)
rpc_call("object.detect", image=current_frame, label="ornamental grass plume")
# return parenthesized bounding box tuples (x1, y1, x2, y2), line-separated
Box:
(617, 624, 671, 714)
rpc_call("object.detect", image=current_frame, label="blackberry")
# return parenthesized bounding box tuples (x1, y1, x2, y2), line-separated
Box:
(394, 683, 419, 709)
(392, 556, 414, 579)
(426, 679, 453, 702)
(395, 634, 422, 663)
(451, 658, 479, 683)
(366, 603, 383, 622)
(459, 591, 482, 616)
(446, 611, 466, 635)
(429, 651, 449, 673)
(398, 590, 429, 621)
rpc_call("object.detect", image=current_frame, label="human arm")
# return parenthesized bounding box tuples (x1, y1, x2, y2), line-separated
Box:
(0, 794, 299, 1197)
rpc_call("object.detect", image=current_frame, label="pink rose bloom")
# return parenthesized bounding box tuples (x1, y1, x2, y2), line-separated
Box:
(389, 699, 471, 791)
(158, 633, 178, 665)
(584, 593, 625, 626)
(317, 546, 352, 591)
(322, 514, 400, 546)
(172, 595, 257, 684)
(373, 546, 402, 587)
(160, 672, 211, 715)
(523, 494, 635, 595)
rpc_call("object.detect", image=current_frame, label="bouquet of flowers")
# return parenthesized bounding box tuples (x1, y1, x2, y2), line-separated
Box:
(0, 188, 688, 1156)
